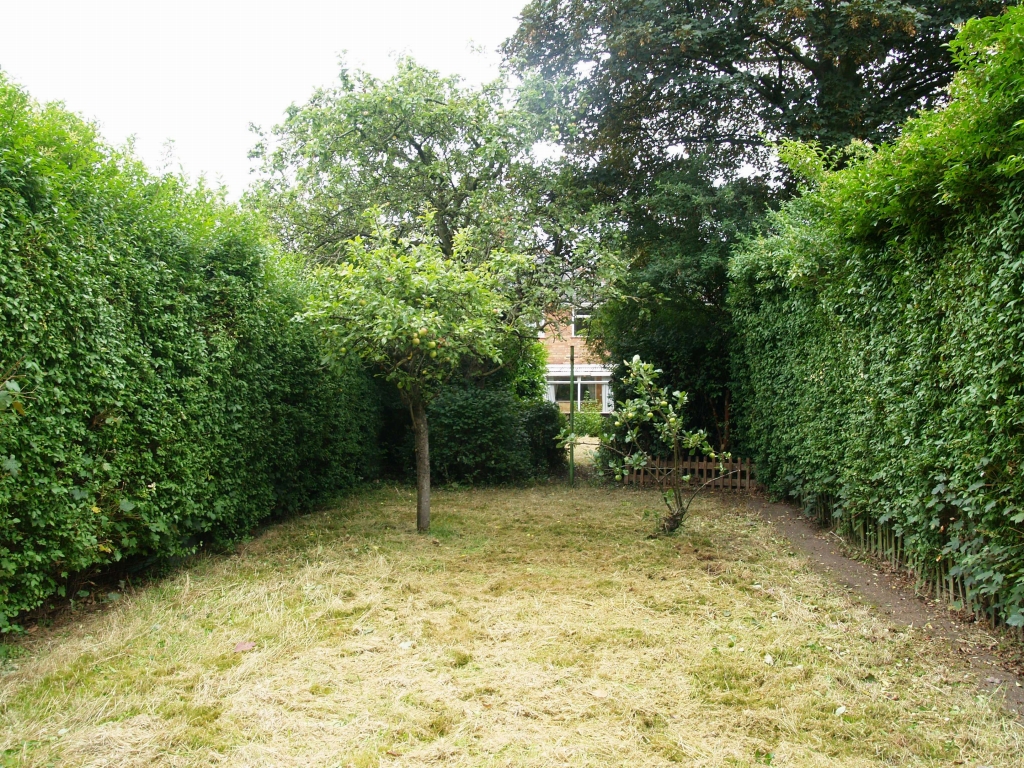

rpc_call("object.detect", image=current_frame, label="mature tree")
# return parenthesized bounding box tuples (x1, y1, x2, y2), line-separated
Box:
(250, 57, 619, 324)
(251, 60, 626, 507)
(302, 227, 518, 531)
(505, 0, 1007, 172)
(505, 0, 1005, 451)
(250, 59, 538, 260)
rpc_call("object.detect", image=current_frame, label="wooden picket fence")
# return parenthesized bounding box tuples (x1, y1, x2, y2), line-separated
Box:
(625, 456, 757, 491)
(802, 492, 1021, 634)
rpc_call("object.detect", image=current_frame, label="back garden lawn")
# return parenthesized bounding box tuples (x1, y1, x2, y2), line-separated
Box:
(1, 486, 1021, 767)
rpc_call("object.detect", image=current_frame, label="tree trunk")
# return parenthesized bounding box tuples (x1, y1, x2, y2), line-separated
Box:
(411, 399, 431, 532)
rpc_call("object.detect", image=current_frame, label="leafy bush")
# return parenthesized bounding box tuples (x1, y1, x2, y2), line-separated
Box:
(598, 357, 717, 531)
(521, 399, 567, 474)
(374, 336, 558, 483)
(730, 8, 1024, 625)
(428, 388, 564, 484)
(570, 402, 605, 438)
(0, 77, 380, 627)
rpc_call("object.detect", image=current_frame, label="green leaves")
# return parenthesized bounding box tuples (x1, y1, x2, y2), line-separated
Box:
(597, 357, 718, 531)
(428, 388, 563, 483)
(249, 59, 542, 262)
(0, 74, 381, 629)
(0, 376, 26, 417)
(304, 227, 517, 404)
(507, 0, 1003, 168)
(730, 8, 1024, 627)
(248, 59, 620, 324)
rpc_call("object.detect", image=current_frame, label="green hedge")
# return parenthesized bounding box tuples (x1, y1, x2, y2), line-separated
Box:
(0, 77, 380, 627)
(730, 9, 1024, 625)
(427, 388, 565, 484)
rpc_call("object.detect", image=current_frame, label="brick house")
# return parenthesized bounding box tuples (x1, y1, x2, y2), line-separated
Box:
(539, 310, 615, 414)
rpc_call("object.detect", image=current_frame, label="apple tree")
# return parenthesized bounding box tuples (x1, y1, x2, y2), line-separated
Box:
(249, 58, 620, 323)
(303, 228, 517, 532)
(600, 356, 726, 533)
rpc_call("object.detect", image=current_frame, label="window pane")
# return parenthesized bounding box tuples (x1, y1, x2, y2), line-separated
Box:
(572, 314, 590, 337)
(554, 383, 571, 401)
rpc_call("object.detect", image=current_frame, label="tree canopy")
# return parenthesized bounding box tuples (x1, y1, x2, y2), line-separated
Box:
(250, 59, 539, 260)
(590, 165, 777, 445)
(250, 58, 619, 322)
(504, 0, 1005, 448)
(505, 0, 1006, 174)
(304, 228, 515, 403)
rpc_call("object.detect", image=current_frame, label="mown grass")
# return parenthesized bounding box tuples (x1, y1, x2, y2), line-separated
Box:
(1, 485, 1021, 767)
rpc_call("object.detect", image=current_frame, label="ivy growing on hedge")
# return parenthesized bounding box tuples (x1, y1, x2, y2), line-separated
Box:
(0, 77, 381, 628)
(730, 9, 1024, 625)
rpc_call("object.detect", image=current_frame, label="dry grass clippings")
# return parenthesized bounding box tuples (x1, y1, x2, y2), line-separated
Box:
(1, 485, 1021, 767)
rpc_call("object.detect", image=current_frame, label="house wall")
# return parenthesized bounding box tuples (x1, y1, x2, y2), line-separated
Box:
(540, 313, 614, 414)
(539, 315, 605, 366)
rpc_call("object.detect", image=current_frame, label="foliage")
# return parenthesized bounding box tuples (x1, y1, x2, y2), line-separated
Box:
(428, 388, 564, 484)
(589, 166, 779, 446)
(0, 363, 30, 425)
(427, 337, 562, 482)
(491, 338, 549, 402)
(249, 59, 618, 319)
(0, 76, 380, 628)
(250, 59, 539, 260)
(598, 358, 718, 532)
(570, 400, 605, 439)
(505, 0, 1005, 171)
(556, 407, 597, 457)
(444, 335, 550, 402)
(302, 227, 515, 401)
(520, 399, 568, 474)
(253, 59, 620, 517)
(373, 336, 551, 479)
(300, 225, 522, 529)
(506, 0, 1002, 438)
(730, 8, 1024, 624)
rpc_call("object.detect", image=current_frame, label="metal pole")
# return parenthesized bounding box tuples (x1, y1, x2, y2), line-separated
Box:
(569, 344, 575, 488)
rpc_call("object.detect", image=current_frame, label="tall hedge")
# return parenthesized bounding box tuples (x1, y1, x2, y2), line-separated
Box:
(0, 77, 380, 627)
(428, 388, 565, 484)
(730, 9, 1024, 625)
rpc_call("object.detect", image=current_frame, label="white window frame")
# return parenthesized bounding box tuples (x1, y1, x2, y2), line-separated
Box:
(571, 310, 591, 338)
(545, 375, 613, 413)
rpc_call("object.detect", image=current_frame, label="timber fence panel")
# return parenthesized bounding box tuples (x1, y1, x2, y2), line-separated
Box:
(624, 456, 758, 492)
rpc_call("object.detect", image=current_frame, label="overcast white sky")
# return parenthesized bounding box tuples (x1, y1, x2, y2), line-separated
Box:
(0, 0, 528, 197)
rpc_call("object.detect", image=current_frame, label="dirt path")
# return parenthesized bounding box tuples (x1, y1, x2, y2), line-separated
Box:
(748, 495, 1024, 717)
